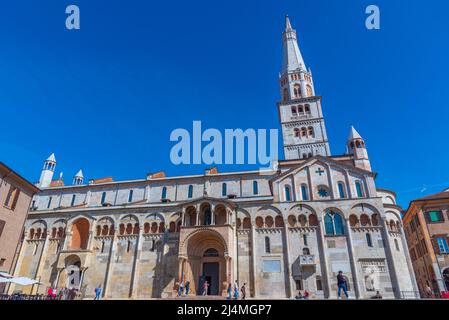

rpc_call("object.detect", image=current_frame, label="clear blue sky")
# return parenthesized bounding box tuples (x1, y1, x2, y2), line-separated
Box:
(1, 0, 448, 208)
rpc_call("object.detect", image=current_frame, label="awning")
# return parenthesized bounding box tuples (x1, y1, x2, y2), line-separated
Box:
(0, 272, 13, 278)
(0, 275, 43, 285)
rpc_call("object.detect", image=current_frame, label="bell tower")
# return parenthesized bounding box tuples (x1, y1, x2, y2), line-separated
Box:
(347, 126, 371, 171)
(278, 16, 331, 160)
(38, 153, 56, 188)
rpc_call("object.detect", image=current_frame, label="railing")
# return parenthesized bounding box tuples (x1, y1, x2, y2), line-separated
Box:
(299, 255, 315, 266)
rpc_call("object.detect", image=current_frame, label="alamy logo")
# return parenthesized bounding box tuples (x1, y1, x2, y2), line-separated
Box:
(365, 5, 380, 30)
(170, 121, 278, 171)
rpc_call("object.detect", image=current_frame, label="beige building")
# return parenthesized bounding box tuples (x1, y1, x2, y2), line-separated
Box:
(403, 189, 449, 297)
(0, 162, 40, 292)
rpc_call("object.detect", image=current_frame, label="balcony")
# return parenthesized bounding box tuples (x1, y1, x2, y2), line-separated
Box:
(299, 255, 315, 267)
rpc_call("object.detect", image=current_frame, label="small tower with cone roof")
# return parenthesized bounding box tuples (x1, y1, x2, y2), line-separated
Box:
(73, 169, 84, 185)
(347, 126, 371, 171)
(38, 153, 56, 188)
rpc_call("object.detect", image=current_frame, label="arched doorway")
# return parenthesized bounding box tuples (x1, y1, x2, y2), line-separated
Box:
(180, 230, 229, 296)
(60, 254, 84, 290)
(70, 218, 90, 249)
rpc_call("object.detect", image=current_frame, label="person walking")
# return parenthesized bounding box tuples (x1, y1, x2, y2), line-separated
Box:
(178, 281, 184, 297)
(94, 285, 102, 300)
(185, 281, 190, 296)
(203, 281, 209, 296)
(233, 281, 239, 300)
(227, 283, 232, 300)
(337, 271, 349, 299)
(240, 283, 246, 300)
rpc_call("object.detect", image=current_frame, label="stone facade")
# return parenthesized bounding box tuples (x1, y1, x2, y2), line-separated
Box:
(9, 17, 418, 299)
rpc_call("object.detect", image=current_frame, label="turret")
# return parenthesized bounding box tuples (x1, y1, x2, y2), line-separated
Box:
(347, 126, 371, 171)
(38, 153, 56, 188)
(73, 169, 84, 185)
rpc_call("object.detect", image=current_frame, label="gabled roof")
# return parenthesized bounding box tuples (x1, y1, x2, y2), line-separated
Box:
(270, 155, 375, 184)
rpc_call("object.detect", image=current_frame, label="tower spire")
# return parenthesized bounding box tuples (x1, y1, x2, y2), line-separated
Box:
(278, 16, 330, 160)
(38, 153, 56, 188)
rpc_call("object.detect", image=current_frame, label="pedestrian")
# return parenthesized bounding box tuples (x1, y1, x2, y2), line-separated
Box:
(178, 281, 184, 297)
(52, 288, 57, 299)
(203, 281, 209, 296)
(94, 285, 102, 300)
(425, 285, 433, 299)
(371, 291, 382, 299)
(337, 271, 349, 299)
(233, 281, 239, 300)
(185, 281, 190, 296)
(47, 287, 53, 300)
(240, 283, 246, 300)
(227, 283, 232, 300)
(304, 290, 310, 300)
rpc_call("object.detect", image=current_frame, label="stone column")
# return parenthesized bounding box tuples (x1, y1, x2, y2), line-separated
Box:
(345, 219, 361, 299)
(381, 217, 401, 298)
(317, 217, 331, 298)
(398, 225, 419, 296)
(131, 226, 144, 298)
(250, 224, 257, 297)
(196, 205, 200, 226)
(283, 222, 294, 298)
(32, 230, 51, 294)
(103, 228, 118, 298)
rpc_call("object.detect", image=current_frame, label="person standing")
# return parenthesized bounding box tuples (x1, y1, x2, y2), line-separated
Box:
(233, 281, 239, 300)
(337, 271, 349, 299)
(185, 281, 190, 296)
(47, 287, 53, 300)
(203, 281, 209, 296)
(178, 281, 184, 297)
(94, 285, 102, 300)
(227, 283, 232, 300)
(240, 283, 246, 300)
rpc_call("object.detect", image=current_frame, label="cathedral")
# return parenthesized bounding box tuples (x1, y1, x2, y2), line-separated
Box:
(9, 17, 418, 299)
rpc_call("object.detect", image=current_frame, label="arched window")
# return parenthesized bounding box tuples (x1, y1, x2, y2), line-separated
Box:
(151, 222, 158, 233)
(301, 184, 309, 200)
(372, 214, 379, 226)
(29, 228, 35, 239)
(96, 225, 101, 236)
(144, 222, 150, 234)
(337, 182, 346, 199)
(222, 183, 227, 197)
(128, 190, 134, 203)
(101, 192, 106, 205)
(298, 105, 304, 114)
(288, 215, 297, 227)
(293, 84, 301, 98)
(255, 216, 264, 228)
(265, 237, 271, 253)
(161, 187, 167, 199)
(355, 181, 364, 198)
(360, 214, 371, 227)
(294, 128, 300, 137)
(253, 181, 258, 195)
(324, 211, 345, 236)
(301, 127, 307, 137)
(169, 221, 176, 233)
(349, 215, 359, 227)
(236, 218, 242, 229)
(283, 88, 289, 101)
(265, 216, 274, 228)
(303, 247, 310, 255)
(366, 233, 373, 247)
(275, 215, 284, 227)
(309, 214, 318, 226)
(242, 217, 251, 229)
(298, 214, 307, 227)
(133, 223, 139, 235)
(71, 194, 76, 207)
(306, 85, 313, 97)
(304, 104, 310, 113)
(291, 106, 297, 116)
(188, 185, 193, 199)
(126, 223, 133, 235)
(119, 224, 125, 235)
(285, 185, 292, 201)
(307, 127, 314, 138)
